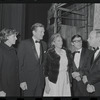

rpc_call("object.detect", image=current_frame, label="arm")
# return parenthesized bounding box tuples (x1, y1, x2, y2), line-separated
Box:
(0, 49, 3, 91)
(66, 49, 74, 83)
(43, 51, 51, 93)
(43, 50, 50, 77)
(44, 77, 50, 94)
(0, 49, 6, 96)
(87, 70, 100, 85)
(17, 41, 27, 90)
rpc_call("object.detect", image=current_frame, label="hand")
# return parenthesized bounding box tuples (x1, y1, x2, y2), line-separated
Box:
(87, 84, 95, 93)
(44, 84, 50, 94)
(0, 91, 6, 97)
(75, 76, 81, 81)
(72, 72, 80, 79)
(82, 75, 88, 84)
(20, 82, 28, 90)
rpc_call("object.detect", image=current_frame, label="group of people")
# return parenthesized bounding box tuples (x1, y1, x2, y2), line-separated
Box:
(0, 22, 100, 97)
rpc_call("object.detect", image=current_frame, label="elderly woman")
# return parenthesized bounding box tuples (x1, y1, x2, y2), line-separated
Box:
(0, 28, 20, 96)
(43, 33, 73, 96)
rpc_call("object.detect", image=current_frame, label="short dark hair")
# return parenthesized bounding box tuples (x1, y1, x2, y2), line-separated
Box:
(31, 23, 44, 31)
(71, 34, 83, 42)
(0, 28, 19, 42)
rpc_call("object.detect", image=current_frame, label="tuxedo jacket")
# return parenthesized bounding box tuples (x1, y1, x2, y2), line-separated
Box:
(72, 48, 93, 77)
(17, 38, 47, 90)
(72, 48, 93, 96)
(86, 50, 100, 96)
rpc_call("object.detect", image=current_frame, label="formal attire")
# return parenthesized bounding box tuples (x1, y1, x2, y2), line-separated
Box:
(43, 48, 73, 96)
(72, 48, 93, 96)
(17, 38, 47, 96)
(86, 47, 100, 96)
(0, 42, 20, 96)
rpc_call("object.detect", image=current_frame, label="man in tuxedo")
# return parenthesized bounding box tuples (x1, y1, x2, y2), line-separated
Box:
(71, 34, 93, 96)
(17, 23, 47, 96)
(82, 29, 100, 96)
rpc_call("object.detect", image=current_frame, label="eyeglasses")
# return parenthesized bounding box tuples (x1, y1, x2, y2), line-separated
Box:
(73, 40, 82, 43)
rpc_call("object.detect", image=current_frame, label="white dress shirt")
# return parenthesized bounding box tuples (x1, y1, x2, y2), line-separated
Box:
(74, 48, 82, 68)
(32, 36, 40, 58)
(94, 47, 100, 60)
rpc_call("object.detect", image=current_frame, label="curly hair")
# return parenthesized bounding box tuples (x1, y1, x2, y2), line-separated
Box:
(0, 28, 19, 42)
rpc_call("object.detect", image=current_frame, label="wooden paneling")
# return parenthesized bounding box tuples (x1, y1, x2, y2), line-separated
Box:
(93, 3, 100, 29)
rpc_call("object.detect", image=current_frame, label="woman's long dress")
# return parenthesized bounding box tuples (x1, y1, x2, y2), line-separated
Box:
(43, 49, 71, 96)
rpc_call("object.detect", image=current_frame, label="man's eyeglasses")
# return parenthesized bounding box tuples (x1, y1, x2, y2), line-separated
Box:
(73, 40, 82, 43)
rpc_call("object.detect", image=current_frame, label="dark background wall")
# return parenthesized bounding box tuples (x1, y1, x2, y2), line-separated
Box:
(0, 3, 51, 44)
(25, 3, 51, 42)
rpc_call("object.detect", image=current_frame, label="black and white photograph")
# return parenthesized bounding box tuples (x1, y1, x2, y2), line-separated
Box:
(0, 2, 100, 100)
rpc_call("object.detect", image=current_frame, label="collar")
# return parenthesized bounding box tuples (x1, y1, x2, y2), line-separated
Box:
(75, 48, 82, 53)
(32, 36, 37, 43)
(1, 42, 14, 50)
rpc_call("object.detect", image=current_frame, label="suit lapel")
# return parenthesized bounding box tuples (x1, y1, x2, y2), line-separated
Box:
(30, 38, 39, 62)
(73, 48, 85, 70)
(73, 52, 78, 70)
(93, 51, 100, 64)
(40, 41, 43, 64)
(90, 51, 100, 70)
(79, 48, 85, 69)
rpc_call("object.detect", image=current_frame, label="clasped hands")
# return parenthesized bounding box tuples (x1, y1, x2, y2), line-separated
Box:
(0, 91, 6, 97)
(82, 75, 95, 93)
(72, 72, 81, 81)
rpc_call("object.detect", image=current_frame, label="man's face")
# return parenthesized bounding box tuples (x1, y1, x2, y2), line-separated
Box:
(87, 31, 98, 48)
(72, 37, 82, 50)
(33, 27, 45, 41)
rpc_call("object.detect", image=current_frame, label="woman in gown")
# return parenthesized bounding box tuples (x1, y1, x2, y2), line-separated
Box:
(43, 33, 73, 96)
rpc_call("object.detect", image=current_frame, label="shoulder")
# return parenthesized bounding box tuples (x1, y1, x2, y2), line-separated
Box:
(41, 40, 47, 46)
(41, 40, 47, 50)
(82, 48, 93, 54)
(62, 47, 71, 54)
(47, 48, 58, 58)
(18, 39, 32, 46)
(47, 48, 54, 55)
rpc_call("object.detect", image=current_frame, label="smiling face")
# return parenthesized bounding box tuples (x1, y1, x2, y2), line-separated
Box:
(53, 36, 63, 49)
(71, 37, 82, 50)
(32, 27, 45, 41)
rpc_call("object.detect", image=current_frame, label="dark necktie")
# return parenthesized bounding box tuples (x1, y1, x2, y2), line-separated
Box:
(94, 47, 99, 53)
(75, 51, 80, 54)
(35, 40, 40, 43)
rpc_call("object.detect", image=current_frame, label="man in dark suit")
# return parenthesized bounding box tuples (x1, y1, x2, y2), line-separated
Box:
(71, 34, 93, 96)
(82, 29, 100, 96)
(17, 23, 47, 96)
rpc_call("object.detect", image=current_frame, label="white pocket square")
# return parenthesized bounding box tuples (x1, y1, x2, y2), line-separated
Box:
(44, 51, 46, 53)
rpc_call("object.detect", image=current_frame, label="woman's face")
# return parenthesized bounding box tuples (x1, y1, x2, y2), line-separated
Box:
(7, 34, 17, 45)
(53, 36, 63, 49)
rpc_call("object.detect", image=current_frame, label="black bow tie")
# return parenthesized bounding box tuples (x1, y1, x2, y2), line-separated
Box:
(35, 40, 40, 43)
(94, 47, 99, 52)
(75, 51, 80, 53)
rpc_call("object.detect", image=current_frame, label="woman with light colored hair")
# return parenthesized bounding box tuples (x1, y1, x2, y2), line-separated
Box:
(43, 33, 73, 96)
(0, 28, 20, 96)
